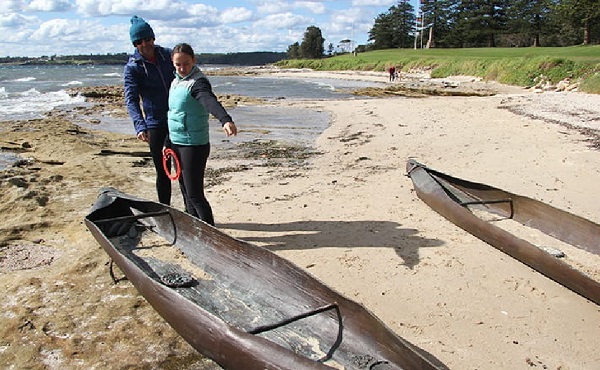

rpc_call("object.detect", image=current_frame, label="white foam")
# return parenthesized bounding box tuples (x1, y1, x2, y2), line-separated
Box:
(20, 88, 41, 97)
(0, 89, 85, 120)
(313, 81, 335, 90)
(12, 77, 36, 82)
(61, 80, 83, 87)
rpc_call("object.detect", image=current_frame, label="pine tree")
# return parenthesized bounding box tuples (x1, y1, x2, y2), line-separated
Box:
(419, 0, 460, 48)
(555, 0, 600, 45)
(299, 26, 325, 59)
(287, 42, 300, 59)
(368, 1, 416, 49)
(449, 0, 509, 47)
(506, 0, 556, 47)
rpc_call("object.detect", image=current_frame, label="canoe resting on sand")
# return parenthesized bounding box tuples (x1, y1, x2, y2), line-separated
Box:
(406, 159, 600, 306)
(85, 188, 447, 370)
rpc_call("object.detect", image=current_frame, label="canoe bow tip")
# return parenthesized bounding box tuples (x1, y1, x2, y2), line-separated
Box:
(406, 159, 424, 176)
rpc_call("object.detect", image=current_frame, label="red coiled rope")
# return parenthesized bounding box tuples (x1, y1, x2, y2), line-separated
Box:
(162, 148, 181, 181)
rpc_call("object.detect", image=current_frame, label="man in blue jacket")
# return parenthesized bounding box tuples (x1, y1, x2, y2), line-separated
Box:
(124, 15, 175, 205)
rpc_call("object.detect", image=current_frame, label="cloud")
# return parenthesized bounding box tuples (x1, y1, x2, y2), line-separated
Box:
(13, 17, 125, 56)
(295, 1, 326, 14)
(256, 0, 289, 15)
(74, 0, 180, 18)
(0, 0, 24, 13)
(0, 13, 39, 53)
(187, 3, 219, 18)
(30, 18, 86, 39)
(320, 6, 374, 40)
(352, 0, 395, 7)
(75, 0, 119, 16)
(27, 0, 73, 12)
(219, 7, 253, 24)
(253, 12, 312, 31)
(0, 13, 39, 28)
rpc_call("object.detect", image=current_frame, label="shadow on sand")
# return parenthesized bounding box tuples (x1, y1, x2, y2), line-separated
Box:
(219, 220, 444, 270)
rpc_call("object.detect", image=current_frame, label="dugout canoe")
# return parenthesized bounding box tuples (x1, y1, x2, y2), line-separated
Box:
(406, 159, 600, 306)
(85, 188, 447, 370)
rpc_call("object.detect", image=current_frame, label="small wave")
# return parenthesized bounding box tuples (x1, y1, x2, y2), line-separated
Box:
(20, 88, 41, 97)
(1, 89, 86, 121)
(61, 81, 84, 87)
(12, 77, 36, 82)
(201, 65, 224, 71)
(313, 81, 335, 91)
(0, 87, 7, 99)
(102, 73, 121, 77)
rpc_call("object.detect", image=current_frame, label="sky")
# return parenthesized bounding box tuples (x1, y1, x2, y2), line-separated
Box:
(0, 0, 420, 58)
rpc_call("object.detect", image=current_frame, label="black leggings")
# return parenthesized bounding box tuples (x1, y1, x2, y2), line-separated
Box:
(147, 127, 171, 205)
(172, 143, 214, 226)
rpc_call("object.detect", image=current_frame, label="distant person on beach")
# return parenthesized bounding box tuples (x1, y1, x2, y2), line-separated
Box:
(165, 43, 237, 226)
(388, 66, 396, 82)
(123, 15, 175, 205)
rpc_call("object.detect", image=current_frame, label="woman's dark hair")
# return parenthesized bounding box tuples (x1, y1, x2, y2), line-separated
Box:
(172, 43, 195, 58)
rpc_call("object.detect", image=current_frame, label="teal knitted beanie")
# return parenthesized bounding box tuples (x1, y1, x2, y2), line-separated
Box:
(129, 15, 155, 43)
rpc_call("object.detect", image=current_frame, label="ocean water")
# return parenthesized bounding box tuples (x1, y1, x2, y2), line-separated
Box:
(0, 64, 382, 169)
(0, 64, 124, 120)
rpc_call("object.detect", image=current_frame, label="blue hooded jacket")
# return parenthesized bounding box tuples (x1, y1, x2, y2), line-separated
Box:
(123, 45, 175, 135)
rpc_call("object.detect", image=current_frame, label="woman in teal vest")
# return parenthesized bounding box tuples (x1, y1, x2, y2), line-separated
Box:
(166, 43, 237, 226)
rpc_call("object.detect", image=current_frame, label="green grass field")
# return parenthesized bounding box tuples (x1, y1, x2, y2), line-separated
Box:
(277, 45, 600, 93)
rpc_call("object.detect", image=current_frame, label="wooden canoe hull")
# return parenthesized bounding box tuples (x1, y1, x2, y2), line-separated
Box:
(406, 160, 600, 306)
(85, 188, 446, 370)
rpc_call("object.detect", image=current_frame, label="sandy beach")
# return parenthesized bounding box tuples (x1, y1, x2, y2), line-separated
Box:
(1, 69, 599, 370)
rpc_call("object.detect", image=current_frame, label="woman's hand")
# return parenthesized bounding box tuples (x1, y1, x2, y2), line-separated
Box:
(223, 122, 237, 137)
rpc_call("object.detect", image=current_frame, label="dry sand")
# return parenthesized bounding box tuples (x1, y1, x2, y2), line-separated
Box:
(1, 69, 599, 370)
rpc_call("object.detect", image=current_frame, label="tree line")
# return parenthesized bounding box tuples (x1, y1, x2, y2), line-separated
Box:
(371, 0, 599, 49)
(287, 0, 600, 59)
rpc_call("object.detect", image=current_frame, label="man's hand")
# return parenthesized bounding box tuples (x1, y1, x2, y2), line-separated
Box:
(137, 131, 149, 142)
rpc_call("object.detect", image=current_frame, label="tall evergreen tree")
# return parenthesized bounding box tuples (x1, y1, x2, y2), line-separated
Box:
(506, 0, 556, 47)
(287, 42, 300, 59)
(369, 12, 397, 49)
(419, 0, 459, 48)
(555, 0, 600, 45)
(299, 26, 325, 59)
(368, 1, 416, 49)
(449, 0, 509, 47)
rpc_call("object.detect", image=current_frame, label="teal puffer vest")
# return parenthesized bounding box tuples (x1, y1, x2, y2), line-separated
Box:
(167, 66, 210, 146)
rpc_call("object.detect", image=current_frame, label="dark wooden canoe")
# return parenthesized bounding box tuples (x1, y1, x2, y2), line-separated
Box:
(406, 159, 600, 306)
(85, 188, 447, 370)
